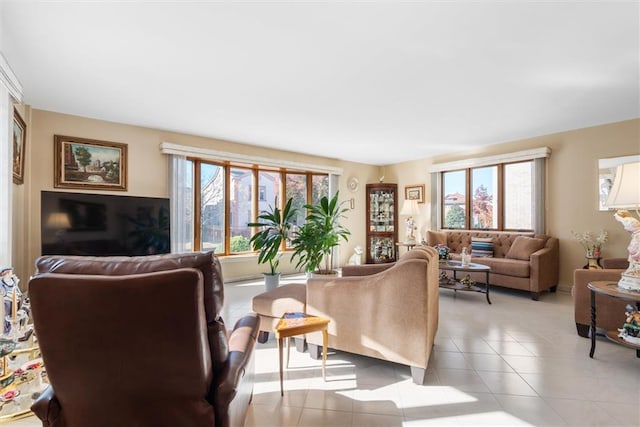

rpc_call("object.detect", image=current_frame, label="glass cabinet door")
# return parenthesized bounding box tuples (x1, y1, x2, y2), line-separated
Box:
(366, 184, 398, 263)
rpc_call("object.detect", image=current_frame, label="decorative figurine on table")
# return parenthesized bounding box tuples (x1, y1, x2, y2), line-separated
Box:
(405, 216, 417, 243)
(0, 267, 29, 339)
(618, 304, 640, 345)
(435, 244, 451, 261)
(348, 246, 363, 265)
(461, 247, 472, 267)
(613, 210, 640, 291)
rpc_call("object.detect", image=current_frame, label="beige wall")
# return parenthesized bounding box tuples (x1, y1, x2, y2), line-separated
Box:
(12, 109, 640, 289)
(15, 109, 378, 284)
(387, 118, 640, 288)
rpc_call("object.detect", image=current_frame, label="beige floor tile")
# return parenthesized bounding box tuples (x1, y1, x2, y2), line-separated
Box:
(545, 397, 633, 427)
(476, 371, 538, 396)
(462, 353, 516, 373)
(245, 403, 303, 427)
(352, 412, 403, 426)
(298, 408, 352, 427)
(494, 394, 567, 425)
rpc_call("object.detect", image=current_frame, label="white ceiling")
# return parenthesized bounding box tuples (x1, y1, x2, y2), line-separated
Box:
(2, 1, 639, 165)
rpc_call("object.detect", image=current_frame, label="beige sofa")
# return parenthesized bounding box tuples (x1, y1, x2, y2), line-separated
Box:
(305, 246, 439, 384)
(427, 230, 559, 300)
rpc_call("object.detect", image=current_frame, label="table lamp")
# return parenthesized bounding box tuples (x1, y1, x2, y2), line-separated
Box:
(605, 161, 640, 291)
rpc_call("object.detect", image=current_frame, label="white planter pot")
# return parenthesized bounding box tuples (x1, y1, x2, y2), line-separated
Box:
(264, 273, 281, 292)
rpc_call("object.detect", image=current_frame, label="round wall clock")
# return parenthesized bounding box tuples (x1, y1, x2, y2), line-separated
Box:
(347, 177, 359, 193)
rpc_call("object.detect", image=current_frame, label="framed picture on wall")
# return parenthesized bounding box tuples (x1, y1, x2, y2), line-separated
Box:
(54, 135, 128, 191)
(12, 109, 26, 184)
(405, 184, 425, 203)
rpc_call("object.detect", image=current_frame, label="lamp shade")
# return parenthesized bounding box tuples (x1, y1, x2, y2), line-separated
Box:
(400, 199, 420, 216)
(605, 162, 640, 209)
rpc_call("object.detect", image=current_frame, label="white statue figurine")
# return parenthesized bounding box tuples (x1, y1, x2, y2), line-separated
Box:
(0, 267, 22, 335)
(405, 216, 416, 242)
(348, 246, 363, 265)
(613, 210, 640, 290)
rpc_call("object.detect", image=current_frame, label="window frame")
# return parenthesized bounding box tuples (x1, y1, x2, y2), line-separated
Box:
(440, 160, 533, 232)
(188, 157, 328, 256)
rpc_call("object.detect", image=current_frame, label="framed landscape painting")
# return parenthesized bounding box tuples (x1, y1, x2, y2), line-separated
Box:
(54, 135, 128, 191)
(405, 184, 425, 203)
(12, 110, 26, 184)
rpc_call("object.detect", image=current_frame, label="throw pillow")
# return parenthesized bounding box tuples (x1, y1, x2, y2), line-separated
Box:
(471, 237, 494, 257)
(427, 230, 447, 247)
(506, 236, 546, 261)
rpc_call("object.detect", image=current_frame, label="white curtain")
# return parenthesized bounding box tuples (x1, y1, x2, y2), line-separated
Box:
(0, 53, 22, 265)
(168, 154, 190, 253)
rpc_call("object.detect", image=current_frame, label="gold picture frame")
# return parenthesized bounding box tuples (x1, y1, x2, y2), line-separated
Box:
(54, 135, 128, 191)
(12, 109, 26, 184)
(405, 184, 425, 203)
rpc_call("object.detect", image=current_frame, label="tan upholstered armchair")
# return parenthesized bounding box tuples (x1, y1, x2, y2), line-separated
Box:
(573, 258, 629, 337)
(305, 246, 439, 384)
(29, 252, 258, 427)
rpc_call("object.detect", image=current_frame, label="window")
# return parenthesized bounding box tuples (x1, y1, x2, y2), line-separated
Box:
(440, 160, 534, 231)
(187, 158, 328, 255)
(442, 170, 466, 228)
(471, 166, 498, 229)
(504, 161, 533, 230)
(200, 163, 225, 253)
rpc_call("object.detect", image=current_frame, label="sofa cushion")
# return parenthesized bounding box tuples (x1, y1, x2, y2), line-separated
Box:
(471, 237, 494, 257)
(506, 236, 545, 260)
(427, 230, 447, 247)
(474, 257, 531, 278)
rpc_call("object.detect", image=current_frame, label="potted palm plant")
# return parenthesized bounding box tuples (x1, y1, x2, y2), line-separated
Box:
(248, 198, 297, 291)
(290, 192, 350, 275)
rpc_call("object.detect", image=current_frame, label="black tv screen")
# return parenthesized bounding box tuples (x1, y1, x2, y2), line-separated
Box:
(41, 191, 170, 256)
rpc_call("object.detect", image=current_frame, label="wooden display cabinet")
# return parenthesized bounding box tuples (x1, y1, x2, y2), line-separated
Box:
(366, 183, 398, 263)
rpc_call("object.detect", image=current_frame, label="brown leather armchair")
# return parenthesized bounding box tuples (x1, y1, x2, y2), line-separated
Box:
(29, 252, 258, 427)
(573, 257, 629, 337)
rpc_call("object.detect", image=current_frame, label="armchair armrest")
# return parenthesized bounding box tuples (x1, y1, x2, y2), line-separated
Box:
(31, 385, 63, 426)
(529, 237, 559, 292)
(214, 313, 259, 402)
(213, 313, 259, 427)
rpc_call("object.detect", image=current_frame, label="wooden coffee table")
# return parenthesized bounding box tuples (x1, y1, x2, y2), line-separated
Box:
(439, 260, 491, 304)
(274, 312, 329, 396)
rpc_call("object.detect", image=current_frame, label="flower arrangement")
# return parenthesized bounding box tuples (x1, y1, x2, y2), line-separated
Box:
(435, 244, 451, 260)
(571, 229, 608, 258)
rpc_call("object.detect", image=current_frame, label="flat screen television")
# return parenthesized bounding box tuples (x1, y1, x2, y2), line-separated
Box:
(41, 191, 170, 256)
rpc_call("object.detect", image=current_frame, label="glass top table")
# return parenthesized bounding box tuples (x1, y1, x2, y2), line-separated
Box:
(438, 260, 491, 304)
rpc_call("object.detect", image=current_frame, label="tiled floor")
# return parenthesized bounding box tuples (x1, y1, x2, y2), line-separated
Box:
(8, 275, 640, 426)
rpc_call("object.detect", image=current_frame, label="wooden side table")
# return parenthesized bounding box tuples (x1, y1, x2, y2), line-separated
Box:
(587, 281, 640, 358)
(274, 312, 329, 396)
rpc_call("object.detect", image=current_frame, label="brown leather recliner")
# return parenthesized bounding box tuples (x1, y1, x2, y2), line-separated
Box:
(29, 252, 258, 427)
(573, 257, 629, 337)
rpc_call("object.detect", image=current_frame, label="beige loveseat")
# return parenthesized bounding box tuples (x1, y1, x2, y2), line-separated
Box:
(427, 230, 559, 300)
(305, 246, 439, 384)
